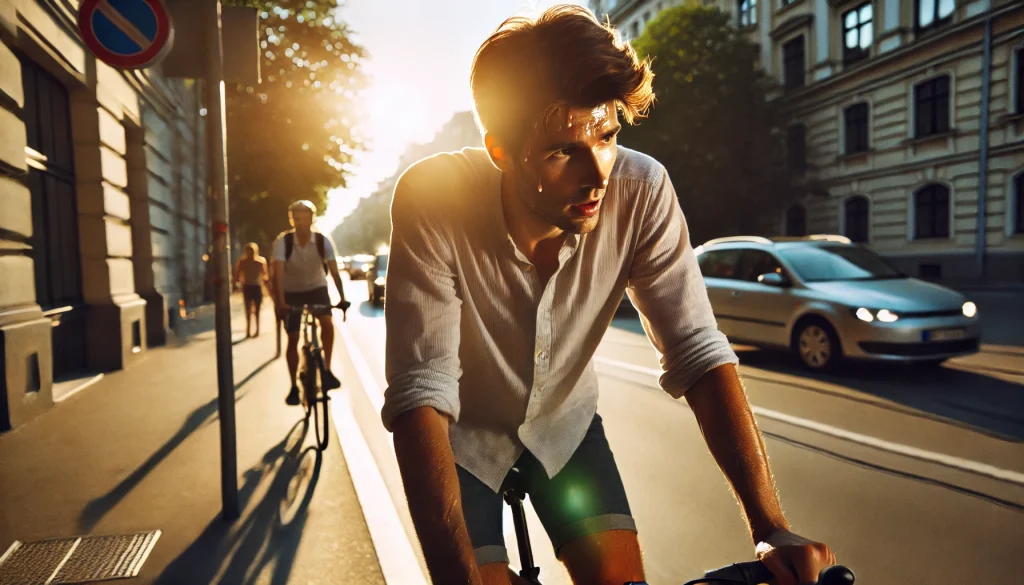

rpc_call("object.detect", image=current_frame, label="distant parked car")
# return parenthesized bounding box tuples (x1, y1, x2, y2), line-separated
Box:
(695, 235, 981, 369)
(348, 254, 373, 280)
(367, 252, 388, 306)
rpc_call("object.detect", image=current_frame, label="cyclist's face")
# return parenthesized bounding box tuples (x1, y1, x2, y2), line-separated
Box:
(290, 210, 313, 232)
(506, 101, 619, 235)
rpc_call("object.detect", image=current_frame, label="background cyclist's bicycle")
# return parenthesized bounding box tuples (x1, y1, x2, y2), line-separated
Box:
(289, 302, 348, 451)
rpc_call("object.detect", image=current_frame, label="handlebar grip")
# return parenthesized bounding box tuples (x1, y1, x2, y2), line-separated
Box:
(702, 561, 854, 585)
(703, 561, 774, 584)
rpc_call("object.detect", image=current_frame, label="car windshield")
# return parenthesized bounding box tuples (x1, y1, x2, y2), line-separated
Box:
(375, 254, 388, 274)
(777, 244, 905, 282)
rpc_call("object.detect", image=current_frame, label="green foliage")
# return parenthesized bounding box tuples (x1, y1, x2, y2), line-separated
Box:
(225, 0, 365, 249)
(623, 5, 805, 243)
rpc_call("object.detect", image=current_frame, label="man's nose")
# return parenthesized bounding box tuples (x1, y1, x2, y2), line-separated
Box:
(581, 149, 611, 190)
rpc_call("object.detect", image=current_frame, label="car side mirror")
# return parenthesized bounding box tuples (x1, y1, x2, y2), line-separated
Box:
(757, 272, 789, 287)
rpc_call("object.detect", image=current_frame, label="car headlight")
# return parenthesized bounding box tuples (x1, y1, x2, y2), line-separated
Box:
(962, 301, 977, 318)
(855, 308, 899, 323)
(361, 264, 370, 271)
(375, 277, 386, 286)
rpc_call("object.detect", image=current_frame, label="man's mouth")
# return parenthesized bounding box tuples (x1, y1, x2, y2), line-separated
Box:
(572, 200, 601, 217)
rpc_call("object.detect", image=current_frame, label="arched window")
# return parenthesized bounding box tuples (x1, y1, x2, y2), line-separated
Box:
(844, 196, 870, 243)
(914, 184, 950, 239)
(785, 204, 807, 236)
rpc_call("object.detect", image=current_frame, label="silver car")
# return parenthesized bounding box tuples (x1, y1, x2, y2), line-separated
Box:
(694, 235, 981, 369)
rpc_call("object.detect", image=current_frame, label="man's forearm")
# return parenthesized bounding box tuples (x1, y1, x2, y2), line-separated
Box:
(392, 406, 480, 584)
(684, 363, 789, 543)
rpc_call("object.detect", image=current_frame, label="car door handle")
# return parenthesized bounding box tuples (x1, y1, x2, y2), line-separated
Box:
(731, 291, 743, 297)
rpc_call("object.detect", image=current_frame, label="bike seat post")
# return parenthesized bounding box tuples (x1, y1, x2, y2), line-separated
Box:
(502, 468, 540, 583)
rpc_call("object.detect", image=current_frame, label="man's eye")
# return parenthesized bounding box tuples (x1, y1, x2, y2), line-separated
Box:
(553, 149, 571, 158)
(602, 132, 617, 143)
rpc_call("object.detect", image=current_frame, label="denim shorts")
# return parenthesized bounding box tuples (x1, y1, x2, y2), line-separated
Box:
(456, 413, 636, 566)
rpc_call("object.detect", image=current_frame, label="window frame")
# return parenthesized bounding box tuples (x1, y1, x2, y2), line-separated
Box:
(843, 102, 870, 154)
(841, 2, 874, 65)
(913, 184, 951, 240)
(1015, 47, 1023, 115)
(738, 0, 758, 28)
(915, 0, 955, 35)
(843, 195, 870, 243)
(913, 75, 951, 138)
(698, 248, 746, 280)
(787, 124, 807, 173)
(782, 35, 806, 90)
(785, 204, 808, 237)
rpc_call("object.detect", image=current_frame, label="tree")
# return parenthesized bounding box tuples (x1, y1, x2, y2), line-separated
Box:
(622, 5, 808, 244)
(224, 0, 365, 249)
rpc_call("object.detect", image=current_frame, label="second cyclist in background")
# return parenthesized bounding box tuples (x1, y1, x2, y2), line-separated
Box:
(273, 200, 350, 406)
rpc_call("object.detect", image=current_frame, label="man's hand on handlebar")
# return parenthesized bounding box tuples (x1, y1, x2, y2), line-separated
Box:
(755, 528, 836, 585)
(336, 300, 351, 322)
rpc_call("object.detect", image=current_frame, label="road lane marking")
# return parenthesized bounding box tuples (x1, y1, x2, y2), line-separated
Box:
(332, 391, 428, 585)
(594, 356, 1024, 486)
(334, 324, 427, 585)
(340, 324, 385, 412)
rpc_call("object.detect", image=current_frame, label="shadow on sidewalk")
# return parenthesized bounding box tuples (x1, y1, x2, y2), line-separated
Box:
(77, 356, 278, 532)
(155, 420, 323, 585)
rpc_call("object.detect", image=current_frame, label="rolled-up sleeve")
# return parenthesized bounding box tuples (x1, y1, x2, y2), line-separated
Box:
(626, 168, 738, 398)
(381, 165, 463, 431)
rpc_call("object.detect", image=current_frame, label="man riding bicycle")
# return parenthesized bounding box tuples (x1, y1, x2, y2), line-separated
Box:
(382, 6, 836, 585)
(273, 200, 350, 406)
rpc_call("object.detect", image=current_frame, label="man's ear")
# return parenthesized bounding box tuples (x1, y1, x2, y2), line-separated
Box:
(484, 134, 514, 173)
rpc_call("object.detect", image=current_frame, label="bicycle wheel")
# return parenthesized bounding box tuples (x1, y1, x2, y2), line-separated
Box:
(313, 359, 330, 450)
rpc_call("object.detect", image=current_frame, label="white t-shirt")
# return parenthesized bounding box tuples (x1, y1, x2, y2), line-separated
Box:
(272, 231, 337, 293)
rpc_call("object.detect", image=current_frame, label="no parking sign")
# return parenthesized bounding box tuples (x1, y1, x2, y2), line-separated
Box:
(77, 0, 175, 70)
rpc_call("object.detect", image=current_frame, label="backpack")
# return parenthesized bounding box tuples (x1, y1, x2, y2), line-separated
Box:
(282, 231, 328, 275)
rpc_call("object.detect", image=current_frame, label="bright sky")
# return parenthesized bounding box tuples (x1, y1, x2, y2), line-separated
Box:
(319, 0, 587, 233)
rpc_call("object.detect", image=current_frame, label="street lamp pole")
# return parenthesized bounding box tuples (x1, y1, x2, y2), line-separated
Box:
(204, 0, 239, 521)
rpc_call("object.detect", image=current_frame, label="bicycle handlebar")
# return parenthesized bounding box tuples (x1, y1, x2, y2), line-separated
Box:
(283, 301, 351, 322)
(690, 561, 854, 585)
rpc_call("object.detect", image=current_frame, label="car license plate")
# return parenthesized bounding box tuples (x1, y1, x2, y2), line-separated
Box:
(923, 328, 966, 342)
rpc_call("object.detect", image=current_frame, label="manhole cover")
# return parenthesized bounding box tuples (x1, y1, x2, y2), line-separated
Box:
(0, 530, 161, 584)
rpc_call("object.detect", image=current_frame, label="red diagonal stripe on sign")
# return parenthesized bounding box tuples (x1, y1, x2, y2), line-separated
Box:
(96, 0, 153, 50)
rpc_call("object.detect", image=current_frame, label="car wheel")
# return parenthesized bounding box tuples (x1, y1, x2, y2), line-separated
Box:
(795, 320, 840, 370)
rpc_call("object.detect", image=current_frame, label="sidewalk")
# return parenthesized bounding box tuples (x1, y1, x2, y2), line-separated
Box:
(0, 297, 385, 585)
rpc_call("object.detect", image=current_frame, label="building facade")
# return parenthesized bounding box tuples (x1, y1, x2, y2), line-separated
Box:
(593, 0, 1024, 284)
(0, 0, 210, 431)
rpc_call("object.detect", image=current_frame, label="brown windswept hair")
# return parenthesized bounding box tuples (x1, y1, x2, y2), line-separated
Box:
(470, 4, 655, 153)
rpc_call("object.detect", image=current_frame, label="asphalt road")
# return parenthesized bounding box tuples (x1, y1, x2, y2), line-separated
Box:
(331, 277, 1024, 585)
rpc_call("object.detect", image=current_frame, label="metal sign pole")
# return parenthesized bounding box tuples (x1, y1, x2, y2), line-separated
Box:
(205, 0, 239, 521)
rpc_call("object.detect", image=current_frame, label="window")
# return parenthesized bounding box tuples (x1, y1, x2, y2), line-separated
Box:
(643, 11, 651, 23)
(737, 250, 786, 282)
(21, 57, 87, 377)
(787, 124, 806, 172)
(1016, 48, 1023, 114)
(781, 0, 797, 6)
(777, 245, 904, 282)
(844, 103, 870, 154)
(698, 249, 744, 279)
(914, 76, 950, 137)
(842, 3, 873, 65)
(1015, 174, 1024, 234)
(844, 196, 870, 243)
(631, 21, 640, 39)
(914, 184, 950, 239)
(783, 36, 806, 89)
(916, 0, 955, 33)
(739, 0, 757, 27)
(785, 205, 807, 236)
